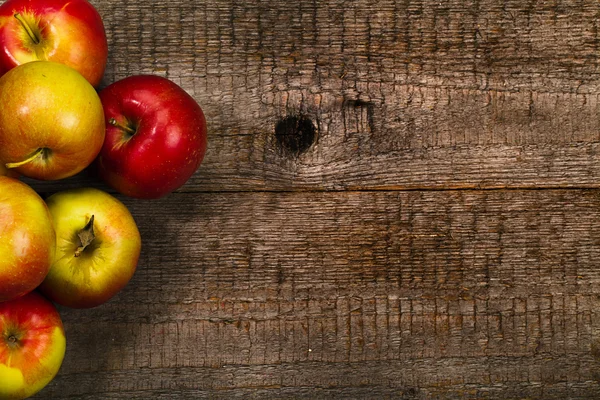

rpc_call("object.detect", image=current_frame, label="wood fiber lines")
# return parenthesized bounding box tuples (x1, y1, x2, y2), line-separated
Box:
(32, 0, 600, 398)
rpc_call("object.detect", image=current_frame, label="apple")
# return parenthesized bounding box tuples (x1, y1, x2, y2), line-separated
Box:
(39, 187, 141, 308)
(96, 75, 207, 199)
(0, 158, 18, 178)
(0, 0, 108, 87)
(0, 60, 105, 181)
(0, 163, 16, 177)
(0, 176, 55, 303)
(0, 291, 66, 400)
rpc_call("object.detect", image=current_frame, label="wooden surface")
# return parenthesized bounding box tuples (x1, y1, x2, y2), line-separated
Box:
(26, 0, 600, 398)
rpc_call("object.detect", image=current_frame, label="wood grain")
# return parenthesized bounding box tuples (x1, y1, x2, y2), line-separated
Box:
(18, 0, 600, 398)
(35, 191, 600, 398)
(18, 0, 600, 194)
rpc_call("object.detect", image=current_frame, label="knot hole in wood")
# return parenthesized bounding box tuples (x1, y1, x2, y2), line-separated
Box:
(274, 115, 317, 156)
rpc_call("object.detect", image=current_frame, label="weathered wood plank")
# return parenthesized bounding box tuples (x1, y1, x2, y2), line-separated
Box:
(34, 357, 600, 399)
(34, 190, 600, 398)
(18, 0, 600, 193)
(19, 1, 600, 398)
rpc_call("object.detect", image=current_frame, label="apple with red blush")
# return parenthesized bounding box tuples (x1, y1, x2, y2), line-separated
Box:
(0, 291, 66, 399)
(0, 0, 108, 87)
(0, 176, 55, 303)
(96, 75, 207, 199)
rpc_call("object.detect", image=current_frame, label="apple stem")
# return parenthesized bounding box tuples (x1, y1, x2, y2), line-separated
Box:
(14, 13, 40, 45)
(5, 147, 45, 169)
(8, 335, 16, 343)
(109, 118, 136, 136)
(75, 215, 96, 257)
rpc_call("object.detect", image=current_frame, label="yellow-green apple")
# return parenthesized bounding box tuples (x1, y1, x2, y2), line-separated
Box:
(96, 75, 207, 199)
(0, 61, 105, 180)
(0, 176, 55, 303)
(0, 0, 108, 87)
(39, 187, 141, 308)
(0, 291, 66, 400)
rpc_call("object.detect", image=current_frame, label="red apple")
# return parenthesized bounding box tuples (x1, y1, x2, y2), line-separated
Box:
(39, 187, 141, 308)
(0, 291, 66, 399)
(0, 176, 56, 303)
(0, 0, 108, 87)
(96, 75, 207, 199)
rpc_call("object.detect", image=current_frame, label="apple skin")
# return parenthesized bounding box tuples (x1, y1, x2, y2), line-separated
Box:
(0, 0, 108, 87)
(96, 75, 207, 199)
(0, 163, 17, 178)
(0, 291, 66, 400)
(0, 61, 105, 181)
(39, 187, 141, 308)
(0, 176, 55, 303)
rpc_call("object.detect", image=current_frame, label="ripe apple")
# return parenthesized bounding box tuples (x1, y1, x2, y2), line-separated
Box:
(96, 75, 207, 199)
(0, 0, 108, 87)
(0, 157, 18, 178)
(0, 291, 66, 400)
(0, 176, 55, 303)
(0, 60, 105, 181)
(39, 187, 141, 308)
(0, 163, 16, 177)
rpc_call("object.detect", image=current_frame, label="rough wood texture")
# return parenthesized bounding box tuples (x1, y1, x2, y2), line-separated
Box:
(31, 0, 600, 193)
(37, 191, 600, 398)
(23, 0, 600, 398)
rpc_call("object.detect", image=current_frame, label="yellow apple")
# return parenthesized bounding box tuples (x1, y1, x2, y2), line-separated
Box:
(0, 163, 11, 177)
(0, 61, 105, 180)
(39, 188, 142, 308)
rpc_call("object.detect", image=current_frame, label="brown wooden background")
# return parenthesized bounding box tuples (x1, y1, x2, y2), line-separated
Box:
(26, 0, 600, 398)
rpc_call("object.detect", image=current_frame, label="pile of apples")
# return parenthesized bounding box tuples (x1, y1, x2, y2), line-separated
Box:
(0, 0, 207, 398)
